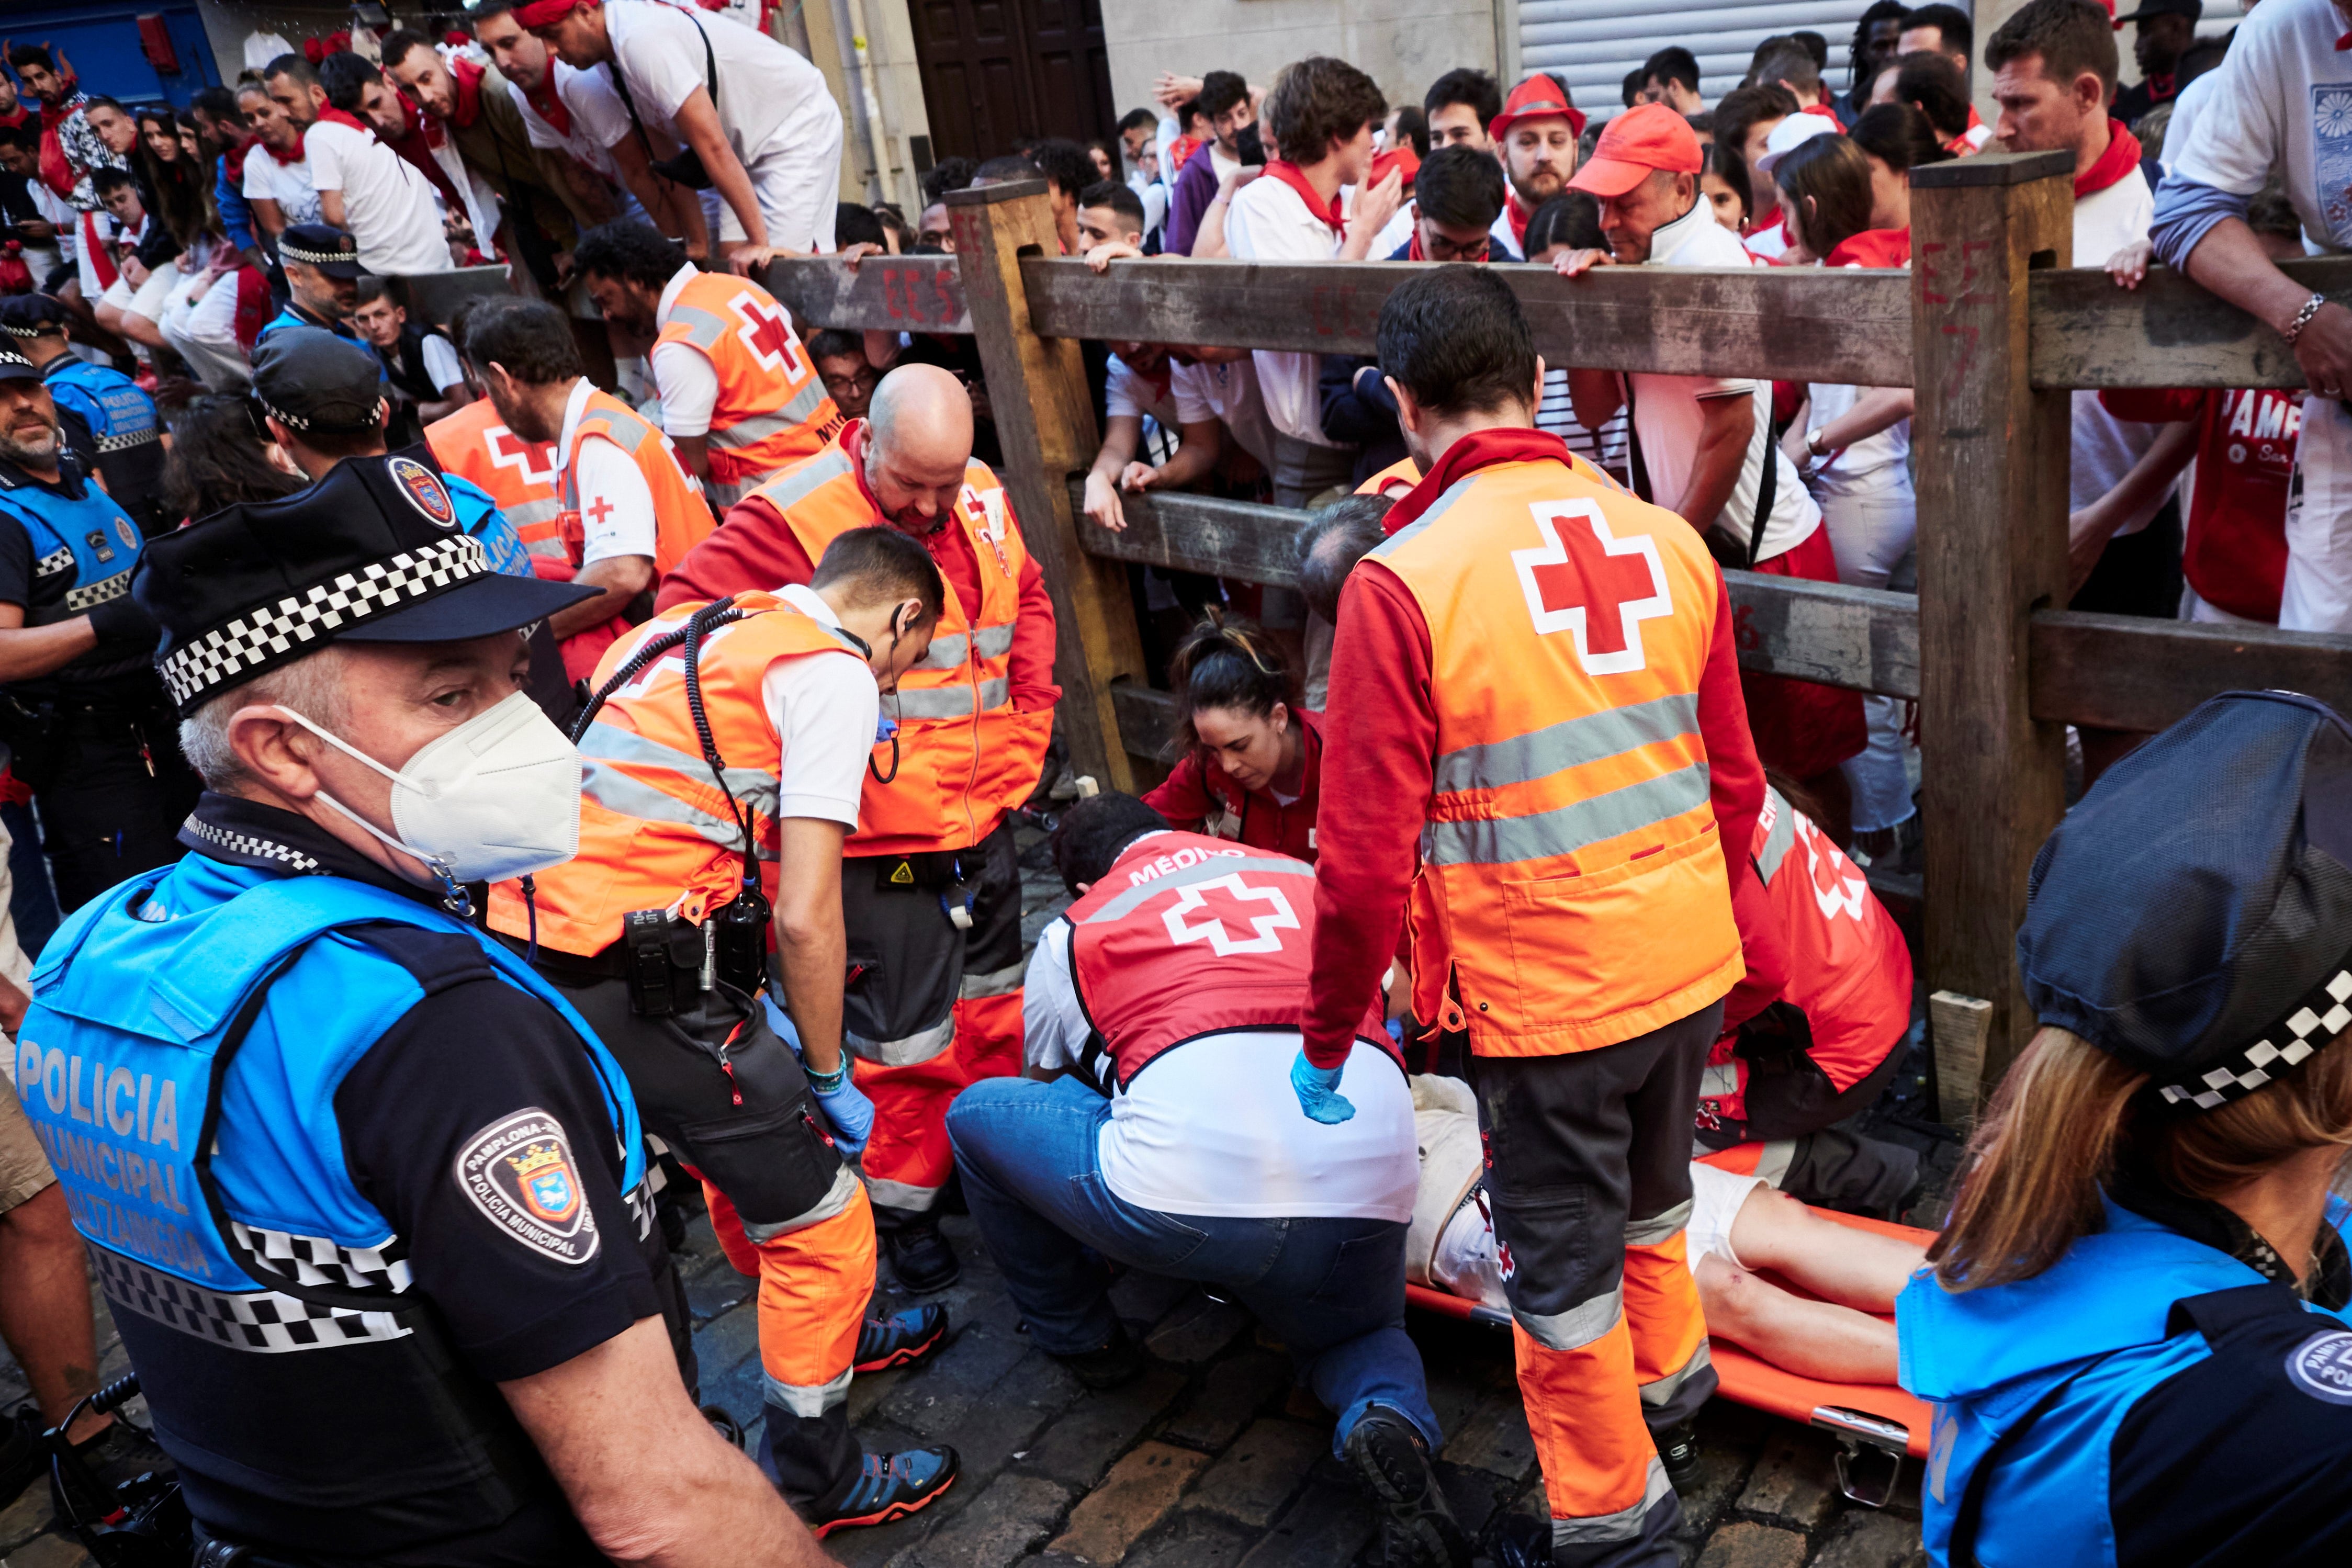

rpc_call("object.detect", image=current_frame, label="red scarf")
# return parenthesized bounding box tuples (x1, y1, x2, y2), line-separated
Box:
(0, 107, 27, 132)
(449, 55, 489, 132)
(255, 127, 307, 166)
(1800, 102, 1842, 121)
(2074, 119, 2142, 200)
(1369, 144, 1417, 194)
(315, 106, 372, 136)
(1824, 226, 1910, 268)
(2146, 72, 2176, 100)
(79, 210, 117, 291)
(1385, 427, 1572, 536)
(1505, 189, 1534, 251)
(1260, 160, 1346, 235)
(1168, 133, 1201, 171)
(523, 73, 572, 138)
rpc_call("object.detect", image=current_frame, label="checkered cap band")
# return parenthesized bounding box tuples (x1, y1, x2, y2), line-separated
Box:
(2156, 963, 2352, 1110)
(258, 393, 387, 435)
(160, 533, 488, 710)
(0, 322, 45, 338)
(278, 238, 355, 267)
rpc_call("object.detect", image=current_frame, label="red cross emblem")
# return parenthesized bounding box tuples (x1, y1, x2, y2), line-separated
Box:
(1510, 500, 1672, 675)
(1160, 874, 1300, 957)
(585, 495, 615, 528)
(486, 424, 557, 489)
(733, 291, 806, 378)
(1795, 813, 1869, 922)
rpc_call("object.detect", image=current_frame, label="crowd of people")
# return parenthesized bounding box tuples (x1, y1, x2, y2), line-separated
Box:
(0, 1, 2338, 1567)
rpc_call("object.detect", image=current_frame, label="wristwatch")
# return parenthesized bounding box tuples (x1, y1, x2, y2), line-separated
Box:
(1805, 426, 1830, 459)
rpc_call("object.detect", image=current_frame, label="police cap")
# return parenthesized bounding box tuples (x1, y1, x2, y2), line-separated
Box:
(0, 294, 71, 341)
(134, 455, 595, 716)
(2019, 691, 2352, 1111)
(252, 326, 386, 437)
(0, 343, 39, 384)
(278, 223, 363, 277)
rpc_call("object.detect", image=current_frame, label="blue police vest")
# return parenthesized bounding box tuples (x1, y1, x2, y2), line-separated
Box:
(1899, 1196, 2352, 1567)
(41, 358, 159, 460)
(0, 465, 143, 626)
(447, 471, 535, 579)
(257, 304, 356, 345)
(18, 853, 649, 1548)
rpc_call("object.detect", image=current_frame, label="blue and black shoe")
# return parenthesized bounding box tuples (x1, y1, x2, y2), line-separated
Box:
(854, 1304, 950, 1373)
(808, 1445, 960, 1537)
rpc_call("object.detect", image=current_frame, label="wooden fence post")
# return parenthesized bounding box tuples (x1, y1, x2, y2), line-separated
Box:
(944, 179, 1149, 793)
(1909, 150, 2075, 1089)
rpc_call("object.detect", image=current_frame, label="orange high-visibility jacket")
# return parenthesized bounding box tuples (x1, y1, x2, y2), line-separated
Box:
(740, 443, 1052, 857)
(561, 387, 716, 578)
(655, 272, 842, 502)
(487, 593, 869, 958)
(427, 399, 564, 561)
(1372, 458, 1744, 1056)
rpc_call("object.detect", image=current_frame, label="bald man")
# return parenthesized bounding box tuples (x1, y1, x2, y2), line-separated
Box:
(659, 366, 1058, 1293)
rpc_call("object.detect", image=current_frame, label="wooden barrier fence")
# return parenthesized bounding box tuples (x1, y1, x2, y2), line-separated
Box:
(761, 163, 2352, 1100)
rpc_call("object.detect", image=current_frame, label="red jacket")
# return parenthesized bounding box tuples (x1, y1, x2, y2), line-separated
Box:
(2097, 385, 2297, 623)
(1142, 709, 1324, 863)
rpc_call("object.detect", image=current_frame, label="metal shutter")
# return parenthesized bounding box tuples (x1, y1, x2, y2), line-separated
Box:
(1517, 0, 1903, 114)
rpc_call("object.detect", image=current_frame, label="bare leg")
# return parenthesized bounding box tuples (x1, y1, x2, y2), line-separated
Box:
(0, 1185, 109, 1440)
(1724, 1183, 1926, 1312)
(1696, 1251, 1898, 1384)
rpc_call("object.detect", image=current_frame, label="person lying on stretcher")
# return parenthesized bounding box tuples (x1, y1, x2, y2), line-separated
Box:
(1410, 1078, 1926, 1385)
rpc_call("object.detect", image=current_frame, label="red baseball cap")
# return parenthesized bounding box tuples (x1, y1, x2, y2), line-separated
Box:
(1568, 103, 1703, 199)
(1489, 74, 1588, 142)
(512, 0, 586, 29)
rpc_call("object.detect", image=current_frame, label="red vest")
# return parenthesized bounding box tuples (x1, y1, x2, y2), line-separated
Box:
(1065, 831, 1394, 1093)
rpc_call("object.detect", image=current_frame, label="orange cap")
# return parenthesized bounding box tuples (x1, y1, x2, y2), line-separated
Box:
(1568, 103, 1703, 199)
(1488, 73, 1587, 142)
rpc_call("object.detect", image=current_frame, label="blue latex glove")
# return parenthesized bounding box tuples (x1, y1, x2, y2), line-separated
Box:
(812, 1073, 874, 1157)
(1290, 1048, 1357, 1124)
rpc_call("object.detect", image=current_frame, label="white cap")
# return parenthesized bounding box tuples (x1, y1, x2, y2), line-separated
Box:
(1755, 113, 1840, 178)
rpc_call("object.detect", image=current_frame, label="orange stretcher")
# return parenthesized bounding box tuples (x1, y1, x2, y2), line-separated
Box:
(1404, 1207, 1935, 1502)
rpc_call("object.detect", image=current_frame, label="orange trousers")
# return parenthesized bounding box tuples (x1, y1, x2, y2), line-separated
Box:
(857, 989, 1023, 1217)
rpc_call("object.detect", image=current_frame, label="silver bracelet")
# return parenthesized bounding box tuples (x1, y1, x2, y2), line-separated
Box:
(2282, 291, 2331, 347)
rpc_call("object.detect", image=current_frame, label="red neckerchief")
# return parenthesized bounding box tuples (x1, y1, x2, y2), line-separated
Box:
(79, 210, 117, 290)
(1369, 144, 1417, 193)
(1405, 227, 1489, 263)
(1825, 226, 1910, 268)
(2339, 30, 2351, 48)
(2074, 119, 2142, 200)
(450, 55, 489, 131)
(1168, 133, 1201, 171)
(255, 127, 306, 166)
(1742, 211, 1787, 245)
(1505, 189, 1534, 250)
(1261, 160, 1346, 235)
(2146, 72, 2176, 99)
(1384, 426, 1572, 536)
(314, 106, 372, 136)
(1800, 102, 1841, 121)
(0, 107, 26, 131)
(523, 73, 572, 138)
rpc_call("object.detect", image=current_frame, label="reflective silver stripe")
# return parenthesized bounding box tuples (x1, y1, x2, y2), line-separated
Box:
(710, 379, 831, 448)
(1079, 852, 1315, 923)
(1754, 786, 1798, 883)
(524, 536, 570, 558)
(703, 474, 747, 511)
(895, 677, 1009, 719)
(864, 1174, 944, 1211)
(1699, 1062, 1740, 1100)
(1550, 1458, 1672, 1545)
(1424, 762, 1712, 867)
(503, 498, 564, 528)
(919, 633, 970, 670)
(579, 409, 647, 455)
(959, 959, 1025, 1000)
(1638, 1341, 1713, 1407)
(64, 572, 131, 613)
(749, 444, 853, 510)
(580, 722, 780, 808)
(1624, 1199, 1693, 1246)
(1511, 1283, 1622, 1352)
(740, 1165, 862, 1243)
(1367, 474, 1480, 559)
(971, 622, 1015, 660)
(581, 761, 756, 852)
(1432, 692, 1700, 797)
(762, 1367, 852, 1418)
(846, 1011, 955, 1067)
(668, 302, 729, 351)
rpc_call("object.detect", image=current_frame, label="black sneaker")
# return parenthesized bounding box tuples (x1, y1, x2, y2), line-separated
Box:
(1483, 1509, 1554, 1568)
(50, 1415, 173, 1529)
(807, 1446, 959, 1537)
(854, 1304, 950, 1373)
(884, 1219, 960, 1293)
(1655, 1419, 1703, 1494)
(1045, 1322, 1147, 1391)
(1342, 1407, 1469, 1568)
(0, 1405, 42, 1511)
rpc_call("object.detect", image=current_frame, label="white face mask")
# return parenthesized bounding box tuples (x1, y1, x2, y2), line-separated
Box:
(277, 691, 583, 890)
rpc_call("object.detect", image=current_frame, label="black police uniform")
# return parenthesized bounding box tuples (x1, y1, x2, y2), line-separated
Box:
(0, 295, 173, 540)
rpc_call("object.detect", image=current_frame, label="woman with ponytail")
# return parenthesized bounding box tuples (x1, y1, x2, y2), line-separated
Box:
(1900, 691, 2352, 1568)
(1141, 614, 1323, 862)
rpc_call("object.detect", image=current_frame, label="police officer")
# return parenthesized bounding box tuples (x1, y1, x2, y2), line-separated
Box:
(17, 455, 829, 1565)
(260, 222, 362, 344)
(1901, 690, 2352, 1568)
(0, 340, 198, 913)
(0, 295, 168, 539)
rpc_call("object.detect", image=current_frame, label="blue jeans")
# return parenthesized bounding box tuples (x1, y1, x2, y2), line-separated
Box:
(946, 1074, 1441, 1456)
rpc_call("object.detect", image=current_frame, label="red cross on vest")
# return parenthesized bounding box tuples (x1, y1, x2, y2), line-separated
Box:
(735, 292, 803, 376)
(488, 424, 557, 487)
(1510, 499, 1673, 675)
(1160, 870, 1303, 957)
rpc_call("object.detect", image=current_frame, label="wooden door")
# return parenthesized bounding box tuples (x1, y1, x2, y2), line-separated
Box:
(909, 0, 1115, 164)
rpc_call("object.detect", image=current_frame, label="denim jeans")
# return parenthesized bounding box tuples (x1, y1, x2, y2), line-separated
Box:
(946, 1074, 1441, 1456)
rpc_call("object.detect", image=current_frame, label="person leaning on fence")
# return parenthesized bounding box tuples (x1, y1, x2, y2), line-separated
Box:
(261, 51, 454, 281)
(1301, 266, 1780, 1568)
(1899, 690, 2352, 1568)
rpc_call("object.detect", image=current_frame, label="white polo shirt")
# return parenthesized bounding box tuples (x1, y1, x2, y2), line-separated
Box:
(302, 117, 451, 277)
(1224, 172, 1354, 449)
(557, 376, 657, 566)
(761, 582, 880, 829)
(1171, 356, 1277, 470)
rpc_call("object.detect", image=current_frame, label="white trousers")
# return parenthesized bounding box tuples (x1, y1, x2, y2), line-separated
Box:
(702, 119, 845, 252)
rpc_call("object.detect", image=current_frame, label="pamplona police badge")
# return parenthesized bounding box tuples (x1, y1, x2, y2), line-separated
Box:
(456, 1109, 600, 1265)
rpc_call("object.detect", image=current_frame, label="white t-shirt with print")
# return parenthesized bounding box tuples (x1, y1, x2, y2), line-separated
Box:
(2168, 0, 2351, 255)
(243, 145, 322, 229)
(1171, 355, 1277, 470)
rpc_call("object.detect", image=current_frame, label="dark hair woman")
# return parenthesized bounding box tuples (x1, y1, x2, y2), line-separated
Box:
(161, 395, 306, 523)
(1139, 615, 1322, 862)
(134, 104, 215, 255)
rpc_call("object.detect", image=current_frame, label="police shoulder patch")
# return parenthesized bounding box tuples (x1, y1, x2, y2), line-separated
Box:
(454, 1108, 601, 1266)
(2285, 1329, 2352, 1405)
(389, 455, 458, 528)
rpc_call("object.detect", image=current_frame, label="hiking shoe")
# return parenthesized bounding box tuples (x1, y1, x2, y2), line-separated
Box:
(884, 1219, 961, 1293)
(1656, 1419, 1703, 1494)
(808, 1446, 959, 1537)
(1045, 1322, 1147, 1391)
(1343, 1407, 1469, 1568)
(855, 1304, 950, 1373)
(0, 1405, 42, 1511)
(50, 1415, 172, 1528)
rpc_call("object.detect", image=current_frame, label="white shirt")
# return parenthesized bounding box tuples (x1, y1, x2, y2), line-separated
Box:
(243, 143, 322, 228)
(1536, 367, 1629, 479)
(606, 2, 837, 175)
(1224, 172, 1352, 448)
(1024, 912, 1418, 1221)
(557, 376, 659, 566)
(2070, 164, 2165, 534)
(30, 182, 75, 265)
(2169, 0, 2349, 252)
(512, 61, 633, 181)
(648, 260, 721, 436)
(1806, 252, 1914, 498)
(1127, 169, 1167, 238)
(1172, 356, 1276, 469)
(303, 118, 450, 277)
(760, 582, 880, 829)
(2158, 67, 2222, 177)
(1105, 354, 1178, 427)
(74, 209, 118, 300)
(418, 333, 466, 394)
(1628, 199, 1821, 562)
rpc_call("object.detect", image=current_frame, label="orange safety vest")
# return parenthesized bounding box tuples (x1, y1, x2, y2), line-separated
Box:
(1357, 451, 1624, 503)
(1373, 454, 1742, 1057)
(655, 271, 842, 506)
(561, 386, 716, 579)
(741, 438, 1051, 857)
(486, 593, 869, 957)
(427, 399, 564, 561)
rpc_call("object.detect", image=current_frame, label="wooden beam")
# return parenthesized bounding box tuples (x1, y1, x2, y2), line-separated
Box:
(1110, 682, 1177, 763)
(400, 267, 510, 327)
(761, 254, 970, 335)
(1066, 484, 1303, 589)
(2031, 254, 2352, 390)
(1021, 257, 1915, 386)
(2029, 611, 2352, 731)
(1911, 149, 2078, 1089)
(948, 180, 1148, 793)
